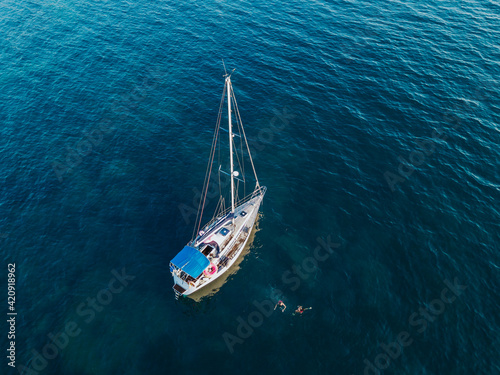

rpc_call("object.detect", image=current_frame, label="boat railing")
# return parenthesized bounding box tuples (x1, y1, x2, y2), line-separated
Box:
(198, 186, 266, 235)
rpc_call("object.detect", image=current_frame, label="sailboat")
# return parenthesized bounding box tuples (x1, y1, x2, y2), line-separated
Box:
(169, 72, 266, 299)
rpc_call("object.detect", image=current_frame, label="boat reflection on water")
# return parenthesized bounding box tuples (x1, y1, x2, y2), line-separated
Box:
(186, 215, 262, 302)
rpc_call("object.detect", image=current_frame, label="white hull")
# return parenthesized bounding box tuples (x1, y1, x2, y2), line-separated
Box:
(169, 74, 265, 299)
(183, 216, 256, 296)
(171, 189, 265, 298)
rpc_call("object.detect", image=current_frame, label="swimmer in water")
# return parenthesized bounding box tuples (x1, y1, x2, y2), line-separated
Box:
(293, 305, 312, 316)
(274, 300, 286, 312)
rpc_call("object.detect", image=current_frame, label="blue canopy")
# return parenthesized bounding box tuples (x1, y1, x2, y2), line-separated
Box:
(170, 246, 210, 278)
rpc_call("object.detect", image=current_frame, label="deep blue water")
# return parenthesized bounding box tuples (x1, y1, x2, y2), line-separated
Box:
(1, 1, 499, 374)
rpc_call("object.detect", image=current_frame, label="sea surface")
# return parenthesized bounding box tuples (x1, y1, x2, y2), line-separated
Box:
(1, 1, 499, 374)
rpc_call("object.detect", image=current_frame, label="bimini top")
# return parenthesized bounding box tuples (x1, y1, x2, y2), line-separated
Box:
(170, 246, 210, 278)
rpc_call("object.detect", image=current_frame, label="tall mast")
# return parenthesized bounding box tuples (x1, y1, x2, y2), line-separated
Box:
(227, 76, 235, 216)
